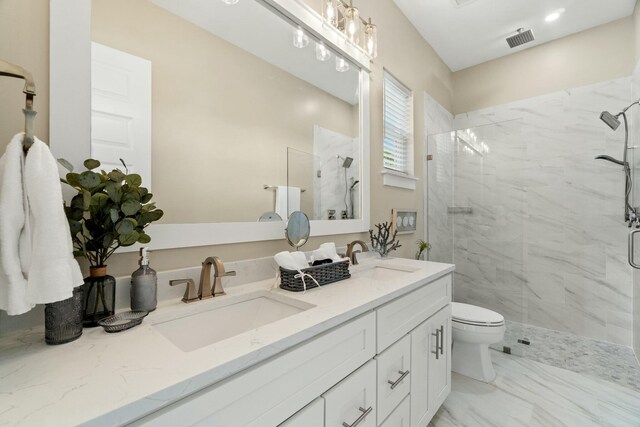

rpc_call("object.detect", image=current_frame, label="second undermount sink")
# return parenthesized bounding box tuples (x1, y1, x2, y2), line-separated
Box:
(356, 265, 419, 282)
(153, 292, 314, 352)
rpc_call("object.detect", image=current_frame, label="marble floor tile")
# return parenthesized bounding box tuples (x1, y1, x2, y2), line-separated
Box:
(492, 320, 640, 392)
(430, 350, 640, 427)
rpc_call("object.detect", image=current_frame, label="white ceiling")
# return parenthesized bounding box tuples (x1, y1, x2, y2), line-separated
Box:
(393, 0, 637, 71)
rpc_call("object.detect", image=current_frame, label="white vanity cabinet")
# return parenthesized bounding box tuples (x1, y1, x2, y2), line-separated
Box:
(126, 272, 452, 427)
(410, 305, 452, 427)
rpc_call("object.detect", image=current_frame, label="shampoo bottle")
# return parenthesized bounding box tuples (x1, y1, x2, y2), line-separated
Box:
(130, 247, 157, 312)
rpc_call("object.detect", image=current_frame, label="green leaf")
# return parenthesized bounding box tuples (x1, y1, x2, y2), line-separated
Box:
(125, 174, 142, 187)
(66, 173, 81, 188)
(121, 199, 142, 216)
(73, 250, 85, 258)
(107, 170, 126, 182)
(102, 232, 115, 249)
(68, 219, 83, 237)
(82, 190, 91, 210)
(70, 194, 84, 210)
(90, 193, 110, 209)
(137, 233, 151, 244)
(119, 231, 140, 246)
(141, 193, 153, 204)
(110, 208, 119, 223)
(115, 218, 137, 235)
(105, 181, 122, 203)
(57, 158, 74, 172)
(78, 171, 101, 189)
(83, 159, 101, 170)
(140, 210, 163, 224)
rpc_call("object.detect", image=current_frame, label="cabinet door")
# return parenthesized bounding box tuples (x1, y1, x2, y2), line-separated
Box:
(376, 335, 411, 424)
(323, 360, 377, 427)
(409, 305, 451, 427)
(428, 305, 451, 411)
(409, 318, 432, 427)
(279, 398, 324, 427)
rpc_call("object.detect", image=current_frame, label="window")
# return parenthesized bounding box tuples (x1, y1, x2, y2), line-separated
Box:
(383, 70, 413, 175)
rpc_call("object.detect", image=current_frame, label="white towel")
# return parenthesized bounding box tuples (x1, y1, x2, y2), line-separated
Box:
(0, 134, 30, 315)
(0, 134, 84, 315)
(274, 251, 309, 270)
(275, 186, 301, 219)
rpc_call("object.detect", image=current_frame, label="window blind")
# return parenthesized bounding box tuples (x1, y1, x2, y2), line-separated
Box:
(383, 71, 413, 173)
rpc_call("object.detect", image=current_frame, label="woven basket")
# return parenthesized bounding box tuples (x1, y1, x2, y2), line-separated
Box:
(280, 259, 351, 292)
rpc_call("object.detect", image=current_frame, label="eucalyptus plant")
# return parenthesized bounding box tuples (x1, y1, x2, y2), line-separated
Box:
(59, 159, 164, 267)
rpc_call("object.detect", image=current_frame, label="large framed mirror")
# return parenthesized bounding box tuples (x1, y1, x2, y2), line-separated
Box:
(50, 0, 370, 251)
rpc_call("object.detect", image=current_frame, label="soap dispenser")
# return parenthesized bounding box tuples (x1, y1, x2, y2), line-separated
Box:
(130, 247, 157, 312)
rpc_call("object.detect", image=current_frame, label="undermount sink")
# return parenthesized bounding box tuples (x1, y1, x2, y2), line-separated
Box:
(356, 265, 418, 281)
(153, 292, 314, 352)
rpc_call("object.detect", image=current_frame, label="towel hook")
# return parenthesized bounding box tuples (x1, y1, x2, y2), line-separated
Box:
(0, 59, 37, 153)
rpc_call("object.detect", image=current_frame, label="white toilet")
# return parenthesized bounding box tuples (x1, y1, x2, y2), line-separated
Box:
(451, 302, 505, 383)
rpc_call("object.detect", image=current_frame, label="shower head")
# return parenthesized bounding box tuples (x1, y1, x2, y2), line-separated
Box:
(337, 155, 353, 168)
(600, 111, 621, 131)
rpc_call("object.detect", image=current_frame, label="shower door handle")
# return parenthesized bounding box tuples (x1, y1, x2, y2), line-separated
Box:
(628, 229, 640, 269)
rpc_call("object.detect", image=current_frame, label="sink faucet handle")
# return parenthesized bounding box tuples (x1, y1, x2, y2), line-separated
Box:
(223, 270, 237, 277)
(170, 279, 199, 303)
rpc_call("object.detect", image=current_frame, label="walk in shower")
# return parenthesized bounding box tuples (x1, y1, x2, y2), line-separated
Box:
(425, 78, 640, 391)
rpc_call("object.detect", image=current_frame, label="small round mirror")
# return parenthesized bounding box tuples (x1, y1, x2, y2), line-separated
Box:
(285, 211, 310, 249)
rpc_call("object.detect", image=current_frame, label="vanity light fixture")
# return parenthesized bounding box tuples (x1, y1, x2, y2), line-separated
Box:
(545, 8, 565, 23)
(321, 0, 378, 59)
(336, 56, 350, 72)
(316, 42, 332, 61)
(221, 0, 239, 4)
(293, 26, 309, 48)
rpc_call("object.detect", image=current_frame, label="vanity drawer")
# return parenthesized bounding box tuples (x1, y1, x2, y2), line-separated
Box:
(379, 395, 410, 427)
(279, 398, 324, 427)
(323, 359, 377, 427)
(127, 312, 375, 427)
(376, 274, 451, 352)
(375, 334, 410, 424)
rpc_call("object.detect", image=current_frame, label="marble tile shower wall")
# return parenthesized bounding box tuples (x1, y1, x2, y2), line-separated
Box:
(440, 78, 635, 346)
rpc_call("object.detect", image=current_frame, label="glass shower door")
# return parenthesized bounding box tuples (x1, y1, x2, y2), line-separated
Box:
(426, 120, 527, 356)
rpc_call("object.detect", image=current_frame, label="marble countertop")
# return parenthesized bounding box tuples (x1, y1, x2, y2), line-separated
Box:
(0, 258, 454, 427)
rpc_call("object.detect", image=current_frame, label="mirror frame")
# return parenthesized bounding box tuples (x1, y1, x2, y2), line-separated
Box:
(50, 0, 371, 252)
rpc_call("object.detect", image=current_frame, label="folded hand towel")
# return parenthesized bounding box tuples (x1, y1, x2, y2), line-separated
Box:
(319, 242, 342, 261)
(23, 138, 84, 304)
(274, 251, 309, 270)
(0, 134, 31, 315)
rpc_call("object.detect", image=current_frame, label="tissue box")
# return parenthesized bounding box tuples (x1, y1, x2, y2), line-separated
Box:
(280, 260, 351, 292)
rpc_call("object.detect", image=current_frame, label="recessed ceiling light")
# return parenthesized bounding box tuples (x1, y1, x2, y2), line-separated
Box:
(545, 8, 565, 23)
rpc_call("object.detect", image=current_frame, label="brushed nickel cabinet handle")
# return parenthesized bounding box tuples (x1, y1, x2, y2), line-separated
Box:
(439, 325, 444, 356)
(342, 406, 373, 427)
(431, 329, 440, 359)
(387, 369, 410, 389)
(629, 229, 640, 269)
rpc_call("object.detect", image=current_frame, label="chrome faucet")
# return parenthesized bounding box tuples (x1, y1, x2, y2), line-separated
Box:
(211, 256, 236, 296)
(346, 240, 369, 265)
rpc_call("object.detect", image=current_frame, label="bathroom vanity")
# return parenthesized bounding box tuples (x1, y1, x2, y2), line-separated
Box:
(0, 258, 453, 427)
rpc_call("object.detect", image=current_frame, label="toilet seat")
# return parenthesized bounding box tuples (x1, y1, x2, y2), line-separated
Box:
(452, 302, 504, 327)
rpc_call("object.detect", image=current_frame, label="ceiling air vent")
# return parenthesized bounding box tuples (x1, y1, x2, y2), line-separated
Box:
(450, 0, 479, 7)
(506, 28, 535, 48)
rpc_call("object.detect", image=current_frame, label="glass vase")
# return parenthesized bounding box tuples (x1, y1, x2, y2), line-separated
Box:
(82, 266, 116, 327)
(44, 286, 84, 345)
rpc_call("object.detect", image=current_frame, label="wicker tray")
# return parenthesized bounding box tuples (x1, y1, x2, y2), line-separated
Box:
(280, 259, 351, 292)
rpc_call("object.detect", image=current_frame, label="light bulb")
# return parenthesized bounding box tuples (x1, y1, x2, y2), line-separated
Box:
(336, 57, 350, 73)
(293, 26, 309, 49)
(322, 0, 338, 27)
(364, 21, 377, 58)
(344, 5, 360, 44)
(316, 42, 331, 61)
